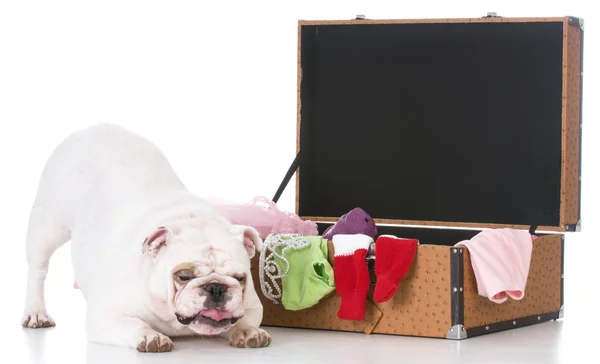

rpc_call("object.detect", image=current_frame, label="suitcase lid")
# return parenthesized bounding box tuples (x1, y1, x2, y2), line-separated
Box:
(290, 15, 583, 233)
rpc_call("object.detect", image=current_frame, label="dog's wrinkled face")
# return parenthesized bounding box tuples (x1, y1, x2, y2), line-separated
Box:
(141, 218, 262, 336)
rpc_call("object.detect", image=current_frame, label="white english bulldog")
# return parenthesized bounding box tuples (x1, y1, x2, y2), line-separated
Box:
(21, 123, 271, 352)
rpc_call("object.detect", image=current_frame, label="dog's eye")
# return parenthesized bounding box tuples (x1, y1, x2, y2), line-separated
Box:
(174, 269, 194, 283)
(234, 275, 246, 282)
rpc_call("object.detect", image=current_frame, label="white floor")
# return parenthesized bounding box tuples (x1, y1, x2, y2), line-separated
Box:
(2, 233, 599, 364)
(5, 319, 593, 364)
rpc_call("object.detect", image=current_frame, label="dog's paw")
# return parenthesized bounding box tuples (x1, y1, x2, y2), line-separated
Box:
(21, 312, 55, 329)
(136, 331, 174, 353)
(229, 327, 271, 348)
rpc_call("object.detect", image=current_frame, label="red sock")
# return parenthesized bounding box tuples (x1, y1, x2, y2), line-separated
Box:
(374, 235, 419, 303)
(331, 234, 373, 320)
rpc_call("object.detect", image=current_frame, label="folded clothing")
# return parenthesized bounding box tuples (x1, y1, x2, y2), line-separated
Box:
(322, 207, 378, 240)
(272, 235, 335, 311)
(455, 228, 534, 304)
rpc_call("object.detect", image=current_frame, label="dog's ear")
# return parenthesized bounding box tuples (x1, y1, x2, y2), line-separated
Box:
(233, 225, 263, 259)
(142, 226, 173, 256)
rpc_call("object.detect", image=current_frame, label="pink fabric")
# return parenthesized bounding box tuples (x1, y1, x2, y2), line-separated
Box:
(455, 228, 534, 304)
(205, 196, 319, 237)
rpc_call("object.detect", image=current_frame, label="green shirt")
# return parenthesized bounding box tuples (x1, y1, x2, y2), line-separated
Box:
(273, 236, 335, 311)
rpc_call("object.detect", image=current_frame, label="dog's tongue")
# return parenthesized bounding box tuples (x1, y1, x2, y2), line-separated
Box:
(200, 309, 232, 322)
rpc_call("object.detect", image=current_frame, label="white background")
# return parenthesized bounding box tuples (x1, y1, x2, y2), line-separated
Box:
(0, 0, 597, 361)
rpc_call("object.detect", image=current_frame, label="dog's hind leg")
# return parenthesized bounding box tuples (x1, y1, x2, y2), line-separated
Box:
(21, 201, 70, 329)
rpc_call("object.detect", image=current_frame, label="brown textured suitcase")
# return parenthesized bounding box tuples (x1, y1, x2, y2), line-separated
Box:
(250, 14, 583, 340)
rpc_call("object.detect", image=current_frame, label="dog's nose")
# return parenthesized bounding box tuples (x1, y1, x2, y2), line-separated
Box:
(203, 283, 227, 301)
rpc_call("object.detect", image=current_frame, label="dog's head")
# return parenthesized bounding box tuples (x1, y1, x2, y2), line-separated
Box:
(141, 217, 262, 336)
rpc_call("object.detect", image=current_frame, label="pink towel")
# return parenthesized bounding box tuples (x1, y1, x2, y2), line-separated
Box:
(455, 228, 534, 304)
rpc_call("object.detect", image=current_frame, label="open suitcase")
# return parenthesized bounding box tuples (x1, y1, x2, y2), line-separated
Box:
(250, 13, 583, 339)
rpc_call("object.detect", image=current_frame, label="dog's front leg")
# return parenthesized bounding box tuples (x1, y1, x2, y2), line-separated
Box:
(86, 311, 174, 353)
(221, 296, 271, 348)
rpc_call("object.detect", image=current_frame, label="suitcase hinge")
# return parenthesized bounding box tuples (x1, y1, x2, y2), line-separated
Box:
(565, 219, 581, 232)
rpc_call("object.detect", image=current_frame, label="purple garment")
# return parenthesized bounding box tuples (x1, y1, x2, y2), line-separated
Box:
(322, 207, 378, 240)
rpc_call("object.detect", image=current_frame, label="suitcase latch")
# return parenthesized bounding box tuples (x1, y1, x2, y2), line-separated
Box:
(483, 12, 502, 18)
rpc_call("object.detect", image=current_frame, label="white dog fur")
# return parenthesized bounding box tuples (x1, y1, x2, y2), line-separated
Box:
(21, 123, 271, 352)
